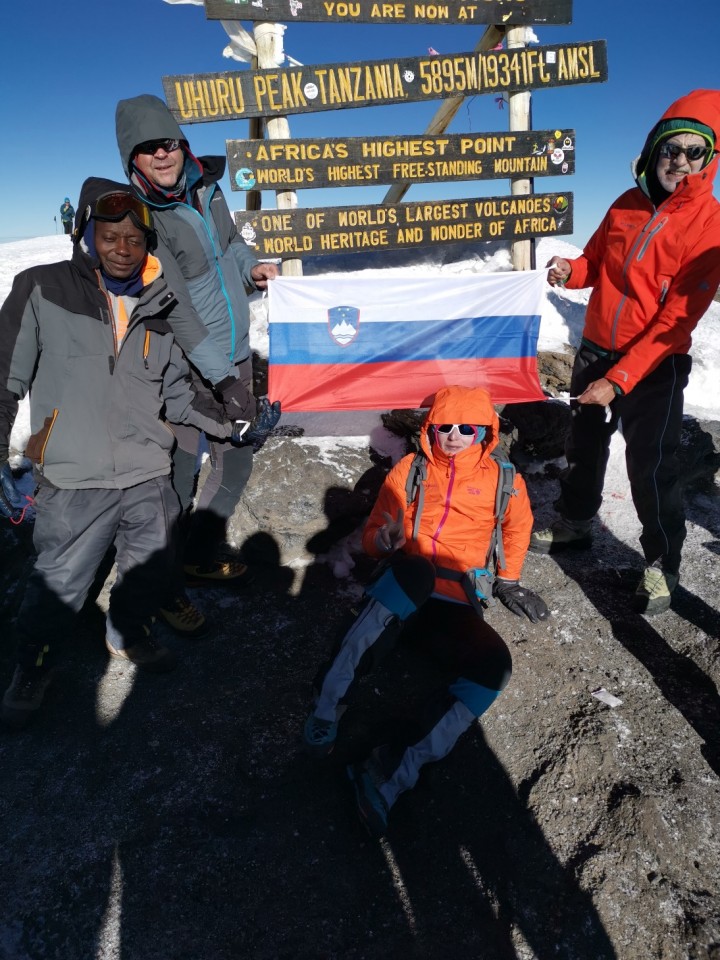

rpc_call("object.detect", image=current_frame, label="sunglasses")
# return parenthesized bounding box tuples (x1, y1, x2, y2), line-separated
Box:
(436, 424, 478, 436)
(135, 138, 181, 155)
(658, 141, 708, 163)
(92, 192, 153, 231)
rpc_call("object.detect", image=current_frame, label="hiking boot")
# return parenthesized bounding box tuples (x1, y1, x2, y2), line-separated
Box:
(184, 557, 254, 587)
(105, 626, 178, 673)
(2, 666, 53, 729)
(159, 594, 210, 639)
(633, 563, 679, 616)
(302, 713, 338, 759)
(347, 761, 390, 837)
(530, 518, 593, 554)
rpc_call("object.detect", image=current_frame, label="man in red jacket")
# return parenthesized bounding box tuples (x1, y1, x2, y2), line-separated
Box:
(301, 385, 548, 836)
(531, 89, 720, 615)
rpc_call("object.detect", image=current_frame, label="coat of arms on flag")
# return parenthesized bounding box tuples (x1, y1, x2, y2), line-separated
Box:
(328, 306, 360, 347)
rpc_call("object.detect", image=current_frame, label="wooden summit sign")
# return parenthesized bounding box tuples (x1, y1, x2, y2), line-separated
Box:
(163, 40, 606, 122)
(234, 191, 573, 257)
(205, 0, 573, 26)
(228, 129, 576, 191)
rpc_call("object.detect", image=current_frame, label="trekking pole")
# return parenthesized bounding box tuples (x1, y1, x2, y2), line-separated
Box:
(54, 216, 57, 234)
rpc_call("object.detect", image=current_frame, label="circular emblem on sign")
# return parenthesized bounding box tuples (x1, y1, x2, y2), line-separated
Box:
(561, 162, 569, 174)
(403, 70, 415, 83)
(554, 129, 563, 139)
(550, 148, 565, 165)
(240, 222, 257, 245)
(234, 168, 256, 190)
(553, 195, 569, 213)
(304, 82, 319, 99)
(563, 136, 573, 149)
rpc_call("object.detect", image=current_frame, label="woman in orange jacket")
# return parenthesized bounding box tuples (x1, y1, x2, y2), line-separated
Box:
(531, 89, 720, 615)
(302, 385, 548, 836)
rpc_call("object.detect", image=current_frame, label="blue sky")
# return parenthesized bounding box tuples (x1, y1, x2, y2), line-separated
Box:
(1, 1, 719, 247)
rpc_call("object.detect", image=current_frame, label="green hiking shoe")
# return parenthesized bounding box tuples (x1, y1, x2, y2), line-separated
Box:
(530, 518, 593, 554)
(2, 665, 53, 729)
(633, 563, 679, 616)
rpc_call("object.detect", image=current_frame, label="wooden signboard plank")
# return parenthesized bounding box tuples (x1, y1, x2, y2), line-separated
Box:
(163, 40, 606, 123)
(227, 129, 576, 191)
(234, 191, 573, 258)
(204, 0, 573, 26)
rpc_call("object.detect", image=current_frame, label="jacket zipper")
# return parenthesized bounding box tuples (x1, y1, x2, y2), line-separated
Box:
(96, 272, 119, 363)
(38, 408, 59, 468)
(430, 459, 455, 562)
(186, 187, 237, 360)
(611, 212, 667, 351)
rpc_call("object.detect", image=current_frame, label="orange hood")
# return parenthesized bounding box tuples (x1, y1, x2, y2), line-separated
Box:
(419, 384, 500, 464)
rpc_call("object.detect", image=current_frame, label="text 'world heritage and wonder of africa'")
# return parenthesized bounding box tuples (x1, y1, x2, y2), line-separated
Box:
(235, 193, 573, 258)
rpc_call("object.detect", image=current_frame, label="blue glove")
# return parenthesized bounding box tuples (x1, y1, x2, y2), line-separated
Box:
(231, 398, 281, 445)
(0, 462, 26, 522)
(493, 578, 549, 623)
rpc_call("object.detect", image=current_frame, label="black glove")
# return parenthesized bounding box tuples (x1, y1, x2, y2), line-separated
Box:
(231, 397, 282, 445)
(216, 375, 257, 422)
(493, 578, 549, 623)
(0, 462, 26, 522)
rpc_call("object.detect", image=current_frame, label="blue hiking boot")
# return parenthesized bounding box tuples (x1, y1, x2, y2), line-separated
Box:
(302, 713, 338, 759)
(347, 761, 390, 837)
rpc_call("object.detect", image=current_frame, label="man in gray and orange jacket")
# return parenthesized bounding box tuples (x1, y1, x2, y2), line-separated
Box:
(531, 88, 720, 615)
(0, 178, 238, 728)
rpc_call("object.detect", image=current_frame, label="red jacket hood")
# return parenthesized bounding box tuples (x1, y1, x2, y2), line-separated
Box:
(660, 89, 720, 135)
(636, 89, 720, 191)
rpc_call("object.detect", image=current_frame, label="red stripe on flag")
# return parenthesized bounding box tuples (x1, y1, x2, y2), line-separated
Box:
(269, 357, 545, 411)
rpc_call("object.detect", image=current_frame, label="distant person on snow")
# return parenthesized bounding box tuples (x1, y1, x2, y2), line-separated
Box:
(115, 93, 280, 640)
(531, 88, 720, 615)
(59, 197, 74, 235)
(0, 179, 247, 729)
(302, 385, 549, 837)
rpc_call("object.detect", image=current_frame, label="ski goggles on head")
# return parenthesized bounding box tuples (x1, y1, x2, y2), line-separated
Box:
(658, 141, 710, 163)
(436, 423, 482, 438)
(134, 138, 181, 155)
(92, 191, 154, 232)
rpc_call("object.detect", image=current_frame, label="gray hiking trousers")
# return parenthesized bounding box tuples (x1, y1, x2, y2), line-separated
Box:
(14, 476, 179, 668)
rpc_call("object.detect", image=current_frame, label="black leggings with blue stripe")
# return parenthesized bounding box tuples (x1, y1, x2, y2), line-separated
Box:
(313, 555, 512, 808)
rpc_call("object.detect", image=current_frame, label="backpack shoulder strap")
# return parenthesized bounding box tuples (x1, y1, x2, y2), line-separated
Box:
(404, 452, 427, 540)
(488, 450, 517, 571)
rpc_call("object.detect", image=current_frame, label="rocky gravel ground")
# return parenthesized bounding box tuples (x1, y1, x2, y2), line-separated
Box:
(1, 411, 719, 960)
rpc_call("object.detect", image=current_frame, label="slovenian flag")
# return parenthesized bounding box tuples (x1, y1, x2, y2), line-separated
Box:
(267, 272, 547, 411)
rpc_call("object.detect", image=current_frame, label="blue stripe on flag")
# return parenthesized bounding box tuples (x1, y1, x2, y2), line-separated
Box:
(270, 314, 541, 365)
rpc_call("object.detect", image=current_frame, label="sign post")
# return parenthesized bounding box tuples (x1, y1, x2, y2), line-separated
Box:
(253, 22, 303, 276)
(508, 25, 533, 271)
